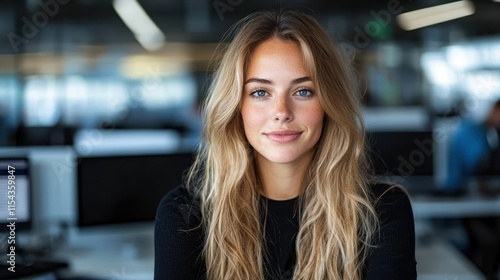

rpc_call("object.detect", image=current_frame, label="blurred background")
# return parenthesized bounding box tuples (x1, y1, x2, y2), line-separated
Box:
(0, 0, 500, 279)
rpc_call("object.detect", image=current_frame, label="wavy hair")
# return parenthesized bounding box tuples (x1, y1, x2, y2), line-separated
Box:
(187, 10, 378, 280)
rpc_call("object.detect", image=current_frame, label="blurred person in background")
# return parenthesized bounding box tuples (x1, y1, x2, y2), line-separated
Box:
(155, 10, 416, 280)
(444, 98, 500, 196)
(444, 98, 500, 278)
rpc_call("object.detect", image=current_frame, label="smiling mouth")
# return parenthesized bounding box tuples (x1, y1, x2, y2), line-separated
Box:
(264, 131, 302, 143)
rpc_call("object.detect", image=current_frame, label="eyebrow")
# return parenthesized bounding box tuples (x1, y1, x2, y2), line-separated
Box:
(244, 76, 311, 85)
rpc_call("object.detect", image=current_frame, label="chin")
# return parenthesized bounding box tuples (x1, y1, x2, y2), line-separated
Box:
(261, 152, 306, 164)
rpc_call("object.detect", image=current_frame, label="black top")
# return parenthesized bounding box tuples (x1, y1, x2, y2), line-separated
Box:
(154, 184, 417, 279)
(262, 196, 299, 279)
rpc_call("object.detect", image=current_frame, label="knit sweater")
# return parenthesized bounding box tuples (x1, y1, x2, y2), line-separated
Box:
(154, 183, 417, 279)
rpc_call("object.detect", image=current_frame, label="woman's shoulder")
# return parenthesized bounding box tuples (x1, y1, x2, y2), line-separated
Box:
(368, 182, 413, 217)
(369, 182, 409, 200)
(156, 185, 202, 229)
(159, 184, 195, 206)
(154, 185, 206, 279)
(365, 183, 417, 278)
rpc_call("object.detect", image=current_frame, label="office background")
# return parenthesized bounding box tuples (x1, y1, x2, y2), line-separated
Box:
(0, 0, 500, 279)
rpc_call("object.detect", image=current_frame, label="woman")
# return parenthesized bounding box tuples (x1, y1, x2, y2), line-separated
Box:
(155, 10, 416, 280)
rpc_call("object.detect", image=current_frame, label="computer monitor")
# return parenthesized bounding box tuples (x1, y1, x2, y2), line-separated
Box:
(366, 131, 434, 177)
(76, 152, 194, 227)
(0, 157, 32, 232)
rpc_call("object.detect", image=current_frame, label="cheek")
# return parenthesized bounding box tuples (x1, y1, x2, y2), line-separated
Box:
(304, 104, 325, 132)
(241, 103, 263, 135)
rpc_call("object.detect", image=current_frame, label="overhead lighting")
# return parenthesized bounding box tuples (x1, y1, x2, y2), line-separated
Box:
(113, 0, 166, 51)
(397, 0, 475, 31)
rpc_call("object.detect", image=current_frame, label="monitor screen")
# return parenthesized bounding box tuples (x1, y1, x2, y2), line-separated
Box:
(367, 131, 434, 177)
(0, 157, 32, 232)
(76, 153, 194, 227)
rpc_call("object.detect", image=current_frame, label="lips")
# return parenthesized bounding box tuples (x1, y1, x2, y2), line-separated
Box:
(264, 130, 302, 143)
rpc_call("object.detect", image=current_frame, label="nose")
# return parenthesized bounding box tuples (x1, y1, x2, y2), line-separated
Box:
(273, 95, 293, 122)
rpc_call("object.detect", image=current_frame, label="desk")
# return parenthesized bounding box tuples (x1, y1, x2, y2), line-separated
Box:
(42, 224, 156, 279)
(417, 239, 485, 280)
(411, 194, 500, 219)
(52, 244, 483, 280)
(49, 234, 486, 280)
(411, 193, 500, 279)
(54, 247, 154, 279)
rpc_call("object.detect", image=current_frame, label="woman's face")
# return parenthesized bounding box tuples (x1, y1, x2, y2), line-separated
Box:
(241, 38, 324, 165)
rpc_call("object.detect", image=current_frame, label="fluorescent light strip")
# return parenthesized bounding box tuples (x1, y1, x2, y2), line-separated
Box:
(113, 0, 166, 51)
(397, 0, 475, 31)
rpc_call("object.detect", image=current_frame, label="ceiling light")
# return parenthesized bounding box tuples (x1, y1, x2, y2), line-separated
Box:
(113, 0, 166, 51)
(397, 0, 475, 31)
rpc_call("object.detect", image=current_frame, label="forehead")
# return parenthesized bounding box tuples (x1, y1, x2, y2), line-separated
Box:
(252, 38, 300, 55)
(245, 38, 308, 78)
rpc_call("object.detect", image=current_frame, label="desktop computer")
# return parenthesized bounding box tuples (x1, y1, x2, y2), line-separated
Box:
(0, 157, 32, 232)
(64, 152, 194, 278)
(76, 152, 194, 228)
(0, 156, 69, 279)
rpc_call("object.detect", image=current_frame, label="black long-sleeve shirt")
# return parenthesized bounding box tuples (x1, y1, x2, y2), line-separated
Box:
(154, 183, 417, 279)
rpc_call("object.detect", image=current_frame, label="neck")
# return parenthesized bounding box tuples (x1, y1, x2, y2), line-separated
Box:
(256, 152, 312, 201)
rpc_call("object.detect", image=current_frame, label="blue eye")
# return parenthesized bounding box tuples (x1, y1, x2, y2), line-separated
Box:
(251, 90, 268, 99)
(297, 89, 312, 97)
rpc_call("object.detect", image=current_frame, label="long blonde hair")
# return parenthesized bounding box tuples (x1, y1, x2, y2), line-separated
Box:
(187, 10, 378, 280)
